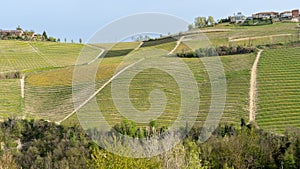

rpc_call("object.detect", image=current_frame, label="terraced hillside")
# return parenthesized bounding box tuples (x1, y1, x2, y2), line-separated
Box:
(257, 47, 300, 133)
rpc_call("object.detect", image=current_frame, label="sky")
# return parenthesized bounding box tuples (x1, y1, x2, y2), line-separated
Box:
(1, 0, 300, 43)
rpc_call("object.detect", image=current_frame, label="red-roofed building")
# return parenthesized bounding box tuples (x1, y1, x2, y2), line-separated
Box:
(0, 30, 24, 37)
(292, 9, 299, 18)
(252, 12, 279, 19)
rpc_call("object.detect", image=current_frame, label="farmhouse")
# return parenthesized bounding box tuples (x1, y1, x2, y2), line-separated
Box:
(252, 12, 279, 19)
(230, 12, 246, 24)
(292, 9, 299, 18)
(280, 11, 293, 19)
(249, 9, 299, 22)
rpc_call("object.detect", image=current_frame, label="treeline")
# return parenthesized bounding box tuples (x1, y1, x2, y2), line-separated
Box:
(177, 45, 256, 58)
(0, 71, 20, 79)
(242, 18, 273, 26)
(141, 36, 177, 48)
(0, 118, 299, 168)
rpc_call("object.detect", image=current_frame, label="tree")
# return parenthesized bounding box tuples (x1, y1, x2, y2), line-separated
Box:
(57, 38, 60, 42)
(0, 152, 18, 169)
(64, 38, 67, 43)
(207, 16, 215, 26)
(79, 38, 82, 44)
(48, 37, 56, 42)
(195, 17, 207, 28)
(188, 24, 194, 31)
(149, 119, 157, 128)
(16, 25, 22, 31)
(42, 31, 48, 41)
(87, 147, 161, 169)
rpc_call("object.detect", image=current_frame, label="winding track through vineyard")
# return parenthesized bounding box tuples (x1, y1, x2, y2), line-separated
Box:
(249, 49, 263, 122)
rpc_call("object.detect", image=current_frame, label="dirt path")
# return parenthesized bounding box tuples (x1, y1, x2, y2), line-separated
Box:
(134, 42, 144, 51)
(249, 49, 263, 122)
(200, 29, 231, 33)
(229, 34, 292, 42)
(168, 36, 185, 55)
(85, 45, 105, 65)
(57, 58, 144, 124)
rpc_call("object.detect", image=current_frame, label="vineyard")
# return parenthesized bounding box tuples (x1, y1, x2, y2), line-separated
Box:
(0, 79, 22, 118)
(202, 22, 299, 46)
(257, 47, 300, 133)
(0, 22, 299, 134)
(0, 41, 86, 72)
(63, 52, 254, 128)
(25, 42, 145, 122)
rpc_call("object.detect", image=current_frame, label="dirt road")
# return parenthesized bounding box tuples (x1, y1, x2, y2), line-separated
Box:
(249, 49, 263, 122)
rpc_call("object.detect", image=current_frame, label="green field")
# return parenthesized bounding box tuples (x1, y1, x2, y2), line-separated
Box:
(257, 47, 300, 133)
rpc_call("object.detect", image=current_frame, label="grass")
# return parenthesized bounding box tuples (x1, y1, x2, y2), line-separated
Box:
(257, 47, 300, 133)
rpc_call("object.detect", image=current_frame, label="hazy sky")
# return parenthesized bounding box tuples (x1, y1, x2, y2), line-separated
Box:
(1, 0, 299, 42)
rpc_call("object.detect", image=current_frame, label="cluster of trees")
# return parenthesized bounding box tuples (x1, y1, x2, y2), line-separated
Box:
(0, 118, 299, 168)
(177, 45, 256, 58)
(0, 71, 20, 79)
(0, 119, 91, 169)
(188, 16, 215, 30)
(242, 18, 273, 26)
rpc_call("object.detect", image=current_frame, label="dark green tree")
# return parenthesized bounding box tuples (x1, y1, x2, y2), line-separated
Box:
(42, 31, 48, 40)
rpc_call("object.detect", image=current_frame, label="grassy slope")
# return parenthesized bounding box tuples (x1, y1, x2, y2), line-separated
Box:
(257, 47, 300, 133)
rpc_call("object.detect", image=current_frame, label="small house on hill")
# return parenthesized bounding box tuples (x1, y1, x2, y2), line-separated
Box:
(230, 12, 246, 24)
